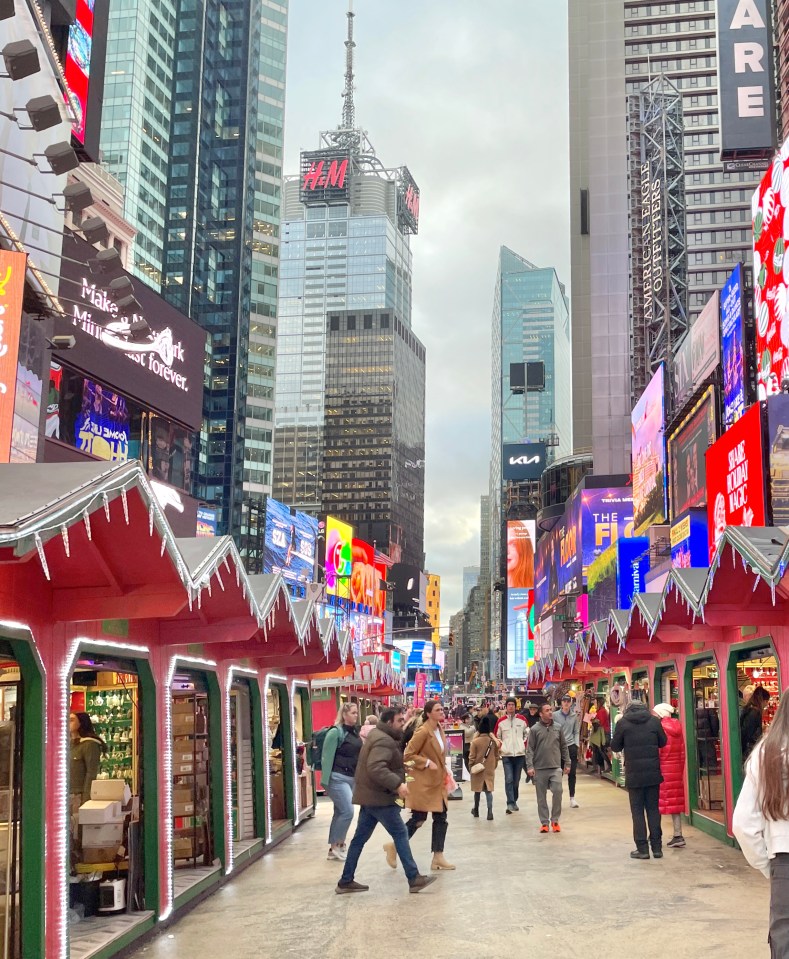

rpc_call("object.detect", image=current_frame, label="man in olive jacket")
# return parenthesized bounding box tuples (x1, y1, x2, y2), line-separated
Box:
(610, 700, 668, 859)
(336, 707, 436, 894)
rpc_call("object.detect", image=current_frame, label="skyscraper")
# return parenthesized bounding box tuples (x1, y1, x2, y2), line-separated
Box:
(100, 0, 287, 535)
(273, 8, 424, 565)
(462, 566, 480, 606)
(569, 0, 764, 470)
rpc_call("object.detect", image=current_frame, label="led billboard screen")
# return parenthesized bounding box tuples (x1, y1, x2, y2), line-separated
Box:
(196, 507, 217, 537)
(0, 251, 27, 463)
(705, 401, 766, 558)
(579, 487, 634, 574)
(350, 539, 380, 613)
(721, 264, 747, 426)
(673, 292, 721, 409)
(670, 509, 709, 568)
(325, 516, 353, 598)
(632, 364, 667, 531)
(74, 379, 130, 462)
(766, 393, 789, 525)
(667, 386, 718, 519)
(534, 504, 581, 618)
(263, 497, 319, 586)
(506, 519, 535, 680)
(502, 442, 548, 481)
(616, 536, 650, 610)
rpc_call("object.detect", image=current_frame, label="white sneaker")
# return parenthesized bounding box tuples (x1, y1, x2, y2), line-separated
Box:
(327, 847, 347, 861)
(570, 798, 580, 808)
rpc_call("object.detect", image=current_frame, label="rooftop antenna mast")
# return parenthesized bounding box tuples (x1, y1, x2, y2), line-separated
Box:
(341, 1, 356, 132)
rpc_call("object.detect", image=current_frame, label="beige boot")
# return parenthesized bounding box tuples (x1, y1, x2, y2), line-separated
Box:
(431, 852, 455, 871)
(383, 842, 397, 869)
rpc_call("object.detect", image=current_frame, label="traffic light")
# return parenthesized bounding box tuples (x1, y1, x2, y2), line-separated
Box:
(448, 632, 454, 647)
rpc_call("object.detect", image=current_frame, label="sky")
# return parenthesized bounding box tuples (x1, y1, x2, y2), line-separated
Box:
(283, 0, 571, 622)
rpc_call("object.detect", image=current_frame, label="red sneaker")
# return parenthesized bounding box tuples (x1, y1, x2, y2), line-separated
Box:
(539, 825, 549, 833)
(551, 822, 561, 833)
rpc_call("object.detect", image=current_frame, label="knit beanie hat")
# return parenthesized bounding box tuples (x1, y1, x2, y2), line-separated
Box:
(653, 703, 674, 719)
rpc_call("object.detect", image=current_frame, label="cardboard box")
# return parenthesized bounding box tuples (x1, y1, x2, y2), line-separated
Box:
(90, 780, 132, 806)
(172, 700, 194, 716)
(82, 845, 121, 864)
(173, 801, 195, 817)
(173, 763, 194, 776)
(699, 777, 724, 809)
(78, 800, 123, 824)
(82, 822, 124, 847)
(173, 788, 192, 805)
(173, 838, 197, 860)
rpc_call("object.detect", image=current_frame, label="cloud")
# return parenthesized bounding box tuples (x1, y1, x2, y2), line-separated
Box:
(284, 0, 570, 618)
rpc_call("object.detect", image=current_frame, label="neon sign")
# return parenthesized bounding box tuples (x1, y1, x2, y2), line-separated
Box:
(301, 158, 348, 192)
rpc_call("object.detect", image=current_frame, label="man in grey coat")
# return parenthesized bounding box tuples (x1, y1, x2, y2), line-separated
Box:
(553, 694, 582, 808)
(525, 703, 571, 833)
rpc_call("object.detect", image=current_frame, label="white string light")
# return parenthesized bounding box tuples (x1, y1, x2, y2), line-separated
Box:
(60, 524, 69, 559)
(102, 492, 110, 522)
(83, 509, 92, 541)
(122, 489, 129, 525)
(34, 532, 50, 580)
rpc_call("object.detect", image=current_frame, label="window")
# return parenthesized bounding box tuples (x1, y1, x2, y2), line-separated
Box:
(330, 316, 340, 331)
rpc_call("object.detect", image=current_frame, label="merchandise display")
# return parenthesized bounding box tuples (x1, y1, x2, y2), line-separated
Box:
(82, 683, 137, 790)
(267, 688, 287, 824)
(171, 690, 212, 866)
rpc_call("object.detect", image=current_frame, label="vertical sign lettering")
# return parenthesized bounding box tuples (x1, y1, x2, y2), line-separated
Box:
(0, 251, 27, 463)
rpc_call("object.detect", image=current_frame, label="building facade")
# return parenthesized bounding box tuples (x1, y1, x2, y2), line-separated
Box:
(569, 0, 764, 469)
(462, 566, 480, 606)
(100, 0, 288, 535)
(426, 573, 441, 646)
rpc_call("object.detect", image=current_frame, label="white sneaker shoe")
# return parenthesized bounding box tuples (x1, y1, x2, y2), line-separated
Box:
(327, 847, 347, 861)
(570, 798, 580, 808)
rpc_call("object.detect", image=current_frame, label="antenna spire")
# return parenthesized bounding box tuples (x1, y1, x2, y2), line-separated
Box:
(341, 1, 356, 131)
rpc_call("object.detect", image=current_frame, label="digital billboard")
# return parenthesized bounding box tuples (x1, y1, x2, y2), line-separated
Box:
(74, 379, 130, 462)
(396, 166, 420, 235)
(299, 150, 350, 204)
(325, 516, 353, 598)
(350, 539, 378, 612)
(671, 510, 709, 569)
(632, 364, 667, 531)
(616, 536, 650, 610)
(667, 386, 718, 519)
(506, 519, 536, 680)
(579, 487, 634, 573)
(263, 498, 319, 586)
(64, 0, 110, 160)
(534, 504, 582, 618)
(196, 507, 217, 537)
(0, 251, 27, 463)
(673, 292, 721, 409)
(766, 393, 789, 525)
(721, 264, 748, 426)
(753, 145, 789, 399)
(705, 401, 766, 558)
(717, 0, 776, 162)
(502, 442, 548, 481)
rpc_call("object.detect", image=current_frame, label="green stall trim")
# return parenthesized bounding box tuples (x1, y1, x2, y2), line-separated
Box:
(248, 680, 267, 841)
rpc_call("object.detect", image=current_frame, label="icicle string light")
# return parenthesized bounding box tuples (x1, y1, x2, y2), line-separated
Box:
(149, 502, 154, 536)
(102, 492, 110, 522)
(122, 489, 129, 525)
(83, 509, 91, 541)
(34, 532, 50, 580)
(60, 524, 69, 558)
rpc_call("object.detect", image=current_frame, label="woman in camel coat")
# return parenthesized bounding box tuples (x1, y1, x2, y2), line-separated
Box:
(469, 714, 500, 820)
(387, 700, 454, 871)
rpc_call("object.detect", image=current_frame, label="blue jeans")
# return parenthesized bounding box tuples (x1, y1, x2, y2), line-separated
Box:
(325, 771, 355, 845)
(502, 756, 525, 805)
(340, 804, 419, 884)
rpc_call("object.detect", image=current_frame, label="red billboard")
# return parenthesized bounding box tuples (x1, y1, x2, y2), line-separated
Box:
(705, 402, 766, 558)
(0, 251, 27, 463)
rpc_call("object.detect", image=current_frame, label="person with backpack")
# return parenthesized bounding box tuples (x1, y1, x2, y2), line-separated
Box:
(321, 702, 361, 861)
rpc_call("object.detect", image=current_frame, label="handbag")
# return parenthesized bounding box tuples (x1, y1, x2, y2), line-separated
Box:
(470, 737, 494, 774)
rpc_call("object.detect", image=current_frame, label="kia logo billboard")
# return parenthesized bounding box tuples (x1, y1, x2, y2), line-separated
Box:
(503, 442, 547, 481)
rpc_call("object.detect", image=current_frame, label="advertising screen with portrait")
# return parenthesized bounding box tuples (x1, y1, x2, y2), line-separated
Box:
(263, 497, 319, 586)
(350, 538, 383, 613)
(632, 364, 667, 531)
(325, 516, 353, 598)
(506, 519, 536, 680)
(668, 386, 718, 519)
(74, 379, 130, 462)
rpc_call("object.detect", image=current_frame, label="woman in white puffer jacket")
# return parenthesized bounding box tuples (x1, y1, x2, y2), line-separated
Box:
(733, 694, 789, 956)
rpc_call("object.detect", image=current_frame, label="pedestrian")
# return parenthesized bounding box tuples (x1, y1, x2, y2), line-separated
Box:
(653, 702, 687, 848)
(359, 714, 378, 742)
(553, 694, 581, 808)
(461, 712, 476, 774)
(473, 701, 490, 730)
(469, 714, 500, 820)
(525, 703, 570, 833)
(524, 702, 540, 729)
(732, 694, 789, 954)
(610, 700, 667, 860)
(335, 706, 437, 895)
(741, 685, 771, 762)
(395, 700, 455, 871)
(320, 701, 361, 861)
(494, 696, 529, 813)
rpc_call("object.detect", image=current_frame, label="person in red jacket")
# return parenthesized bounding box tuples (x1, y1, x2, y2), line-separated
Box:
(653, 702, 687, 848)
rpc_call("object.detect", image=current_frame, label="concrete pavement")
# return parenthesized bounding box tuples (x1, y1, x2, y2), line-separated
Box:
(130, 772, 769, 958)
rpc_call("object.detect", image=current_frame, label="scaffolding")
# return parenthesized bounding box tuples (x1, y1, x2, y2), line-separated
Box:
(628, 75, 688, 404)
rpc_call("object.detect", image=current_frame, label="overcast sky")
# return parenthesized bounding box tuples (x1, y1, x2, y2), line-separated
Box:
(283, 0, 570, 622)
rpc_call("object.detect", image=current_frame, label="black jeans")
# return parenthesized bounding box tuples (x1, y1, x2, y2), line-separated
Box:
(406, 806, 448, 853)
(567, 744, 578, 798)
(628, 784, 662, 852)
(770, 853, 789, 957)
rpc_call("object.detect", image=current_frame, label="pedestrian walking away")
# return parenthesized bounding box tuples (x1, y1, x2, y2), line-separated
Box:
(336, 706, 437, 895)
(524, 703, 570, 833)
(553, 694, 581, 808)
(733, 695, 789, 955)
(398, 700, 456, 871)
(469, 714, 500, 820)
(321, 701, 361, 861)
(461, 712, 476, 775)
(653, 702, 687, 848)
(610, 700, 667, 859)
(494, 696, 529, 813)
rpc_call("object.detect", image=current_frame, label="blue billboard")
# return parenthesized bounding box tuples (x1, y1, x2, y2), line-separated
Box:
(263, 497, 319, 586)
(721, 264, 745, 427)
(616, 536, 650, 610)
(671, 509, 709, 569)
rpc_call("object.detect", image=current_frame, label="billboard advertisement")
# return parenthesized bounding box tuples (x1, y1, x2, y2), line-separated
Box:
(299, 150, 350, 204)
(717, 0, 776, 161)
(766, 393, 789, 525)
(667, 386, 718, 519)
(325, 516, 353, 598)
(705, 401, 766, 558)
(534, 503, 582, 617)
(0, 251, 27, 463)
(396, 166, 420, 235)
(196, 507, 217, 537)
(721, 264, 748, 426)
(632, 364, 667, 532)
(263, 497, 319, 586)
(616, 536, 650, 610)
(502, 442, 548, 481)
(74, 379, 130, 462)
(673, 292, 721, 409)
(350, 539, 380, 613)
(506, 519, 536, 680)
(579, 487, 634, 573)
(752, 145, 789, 400)
(56, 232, 207, 431)
(671, 510, 709, 569)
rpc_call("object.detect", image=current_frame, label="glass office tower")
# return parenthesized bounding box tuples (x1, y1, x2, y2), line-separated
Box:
(100, 0, 287, 536)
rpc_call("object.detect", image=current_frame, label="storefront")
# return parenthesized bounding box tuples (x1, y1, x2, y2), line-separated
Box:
(265, 680, 294, 843)
(631, 669, 650, 707)
(292, 684, 314, 821)
(685, 655, 725, 827)
(229, 676, 265, 858)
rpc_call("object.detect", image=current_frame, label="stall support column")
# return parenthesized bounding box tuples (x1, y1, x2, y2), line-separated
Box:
(149, 646, 174, 920)
(218, 664, 233, 873)
(712, 639, 736, 835)
(771, 625, 789, 690)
